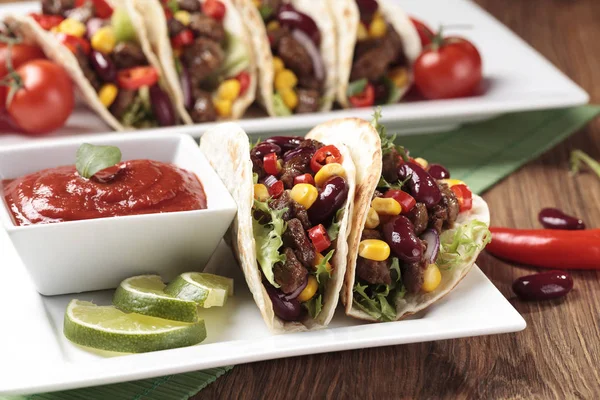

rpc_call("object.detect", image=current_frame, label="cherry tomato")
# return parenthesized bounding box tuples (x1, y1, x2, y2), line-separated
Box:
(384, 189, 416, 213)
(3, 60, 74, 135)
(56, 33, 91, 56)
(75, 0, 114, 19)
(171, 29, 194, 49)
(0, 43, 46, 78)
(409, 17, 434, 47)
(349, 82, 375, 108)
(294, 173, 315, 186)
(414, 36, 482, 100)
(203, 0, 226, 21)
(263, 153, 281, 176)
(117, 66, 159, 90)
(236, 71, 251, 96)
(310, 145, 343, 173)
(308, 224, 331, 253)
(29, 13, 64, 30)
(450, 184, 473, 212)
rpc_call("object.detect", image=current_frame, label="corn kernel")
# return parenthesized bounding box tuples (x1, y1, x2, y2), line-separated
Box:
(357, 23, 368, 41)
(359, 239, 390, 262)
(279, 88, 298, 110)
(254, 183, 269, 201)
(371, 197, 401, 216)
(58, 18, 86, 38)
(274, 69, 298, 91)
(267, 20, 280, 32)
(297, 275, 318, 302)
(174, 10, 191, 26)
(252, 0, 261, 7)
(369, 17, 387, 38)
(388, 67, 409, 89)
(364, 207, 380, 229)
(438, 179, 466, 188)
(50, 26, 60, 34)
(422, 263, 442, 293)
(314, 163, 346, 187)
(98, 84, 118, 108)
(290, 183, 318, 209)
(414, 157, 428, 169)
(314, 252, 332, 272)
(218, 79, 241, 101)
(214, 98, 232, 117)
(91, 26, 116, 54)
(272, 56, 285, 74)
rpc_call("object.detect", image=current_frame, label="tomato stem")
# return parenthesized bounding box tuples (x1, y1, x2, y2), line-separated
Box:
(0, 39, 25, 108)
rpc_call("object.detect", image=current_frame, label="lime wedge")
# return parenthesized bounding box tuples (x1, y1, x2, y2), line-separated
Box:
(164, 273, 234, 308)
(113, 275, 199, 322)
(64, 300, 206, 353)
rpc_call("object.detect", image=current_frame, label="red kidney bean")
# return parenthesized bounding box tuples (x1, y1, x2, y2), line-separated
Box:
(397, 161, 442, 208)
(512, 270, 573, 301)
(538, 208, 585, 230)
(428, 163, 450, 180)
(264, 136, 304, 152)
(277, 4, 320, 46)
(90, 50, 116, 83)
(382, 216, 423, 263)
(308, 176, 348, 225)
(251, 142, 282, 159)
(282, 145, 314, 163)
(149, 84, 176, 127)
(266, 286, 303, 321)
(355, 0, 378, 17)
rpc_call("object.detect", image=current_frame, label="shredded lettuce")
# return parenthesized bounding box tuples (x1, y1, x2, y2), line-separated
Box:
(371, 108, 409, 161)
(258, 5, 274, 21)
(382, 77, 402, 104)
(304, 249, 334, 319)
(252, 199, 287, 287)
(326, 209, 344, 242)
(437, 220, 492, 270)
(347, 78, 368, 97)
(121, 88, 156, 128)
(252, 173, 258, 184)
(220, 33, 250, 77)
(272, 92, 292, 116)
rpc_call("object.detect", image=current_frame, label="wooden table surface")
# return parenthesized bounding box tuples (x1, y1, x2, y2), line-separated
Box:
(200, 0, 600, 398)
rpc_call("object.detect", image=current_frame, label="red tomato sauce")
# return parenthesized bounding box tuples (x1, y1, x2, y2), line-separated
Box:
(2, 160, 207, 226)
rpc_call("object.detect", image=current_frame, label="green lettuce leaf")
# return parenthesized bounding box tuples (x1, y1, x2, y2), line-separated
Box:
(437, 220, 491, 270)
(326, 209, 344, 242)
(121, 89, 156, 128)
(304, 249, 334, 319)
(347, 78, 368, 97)
(371, 108, 409, 161)
(382, 77, 402, 104)
(252, 199, 288, 287)
(273, 92, 292, 116)
(304, 294, 322, 319)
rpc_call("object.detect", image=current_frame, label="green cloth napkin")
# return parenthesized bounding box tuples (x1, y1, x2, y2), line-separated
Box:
(3, 106, 598, 400)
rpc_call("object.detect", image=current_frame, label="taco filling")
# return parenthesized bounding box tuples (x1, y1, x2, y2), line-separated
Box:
(251, 136, 349, 321)
(352, 115, 490, 321)
(161, 0, 251, 122)
(34, 0, 177, 127)
(254, 1, 326, 115)
(346, 0, 409, 107)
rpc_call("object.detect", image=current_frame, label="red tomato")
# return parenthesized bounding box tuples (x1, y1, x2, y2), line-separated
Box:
(171, 29, 194, 49)
(203, 0, 226, 21)
(310, 145, 343, 173)
(75, 0, 113, 18)
(450, 184, 473, 212)
(56, 33, 91, 56)
(236, 71, 251, 95)
(308, 224, 331, 253)
(28, 13, 64, 30)
(117, 66, 159, 90)
(294, 173, 315, 186)
(349, 82, 375, 108)
(409, 17, 434, 47)
(0, 43, 46, 78)
(414, 36, 482, 100)
(3, 60, 74, 135)
(384, 190, 416, 213)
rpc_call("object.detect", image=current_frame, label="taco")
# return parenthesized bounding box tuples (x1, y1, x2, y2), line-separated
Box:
(326, 0, 421, 108)
(200, 123, 355, 332)
(306, 112, 491, 322)
(6, 0, 182, 130)
(134, 0, 257, 123)
(233, 0, 337, 116)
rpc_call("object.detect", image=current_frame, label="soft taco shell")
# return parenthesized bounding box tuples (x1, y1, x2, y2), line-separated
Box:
(136, 0, 258, 123)
(326, 0, 421, 108)
(307, 119, 491, 321)
(200, 123, 355, 332)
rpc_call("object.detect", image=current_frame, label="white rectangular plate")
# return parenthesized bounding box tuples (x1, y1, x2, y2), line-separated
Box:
(0, 226, 525, 396)
(0, 0, 588, 146)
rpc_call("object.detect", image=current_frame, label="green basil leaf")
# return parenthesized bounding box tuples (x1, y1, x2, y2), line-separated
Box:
(75, 143, 122, 179)
(346, 78, 368, 97)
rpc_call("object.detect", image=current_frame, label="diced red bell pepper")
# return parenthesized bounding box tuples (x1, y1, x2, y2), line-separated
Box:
(29, 13, 64, 30)
(263, 153, 281, 176)
(294, 173, 315, 186)
(117, 66, 159, 90)
(451, 184, 473, 212)
(171, 29, 194, 49)
(310, 145, 343, 173)
(308, 224, 331, 253)
(349, 82, 375, 108)
(203, 0, 226, 21)
(384, 189, 416, 213)
(236, 71, 251, 96)
(56, 33, 91, 56)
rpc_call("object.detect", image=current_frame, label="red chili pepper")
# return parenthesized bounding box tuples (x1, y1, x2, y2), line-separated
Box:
(294, 173, 315, 186)
(171, 29, 194, 49)
(450, 184, 473, 212)
(487, 227, 600, 270)
(117, 66, 159, 90)
(263, 153, 280, 176)
(384, 189, 416, 213)
(56, 33, 91, 56)
(308, 224, 331, 253)
(310, 145, 343, 173)
(203, 0, 226, 21)
(29, 13, 64, 30)
(75, 0, 114, 18)
(349, 82, 375, 108)
(236, 71, 251, 96)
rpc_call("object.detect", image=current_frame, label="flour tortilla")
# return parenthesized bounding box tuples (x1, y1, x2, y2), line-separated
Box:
(232, 0, 337, 116)
(136, 0, 257, 123)
(5, 0, 182, 130)
(326, 0, 422, 108)
(200, 123, 355, 333)
(307, 119, 491, 321)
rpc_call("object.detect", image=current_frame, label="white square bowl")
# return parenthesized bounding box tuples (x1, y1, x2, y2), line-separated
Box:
(0, 132, 237, 295)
